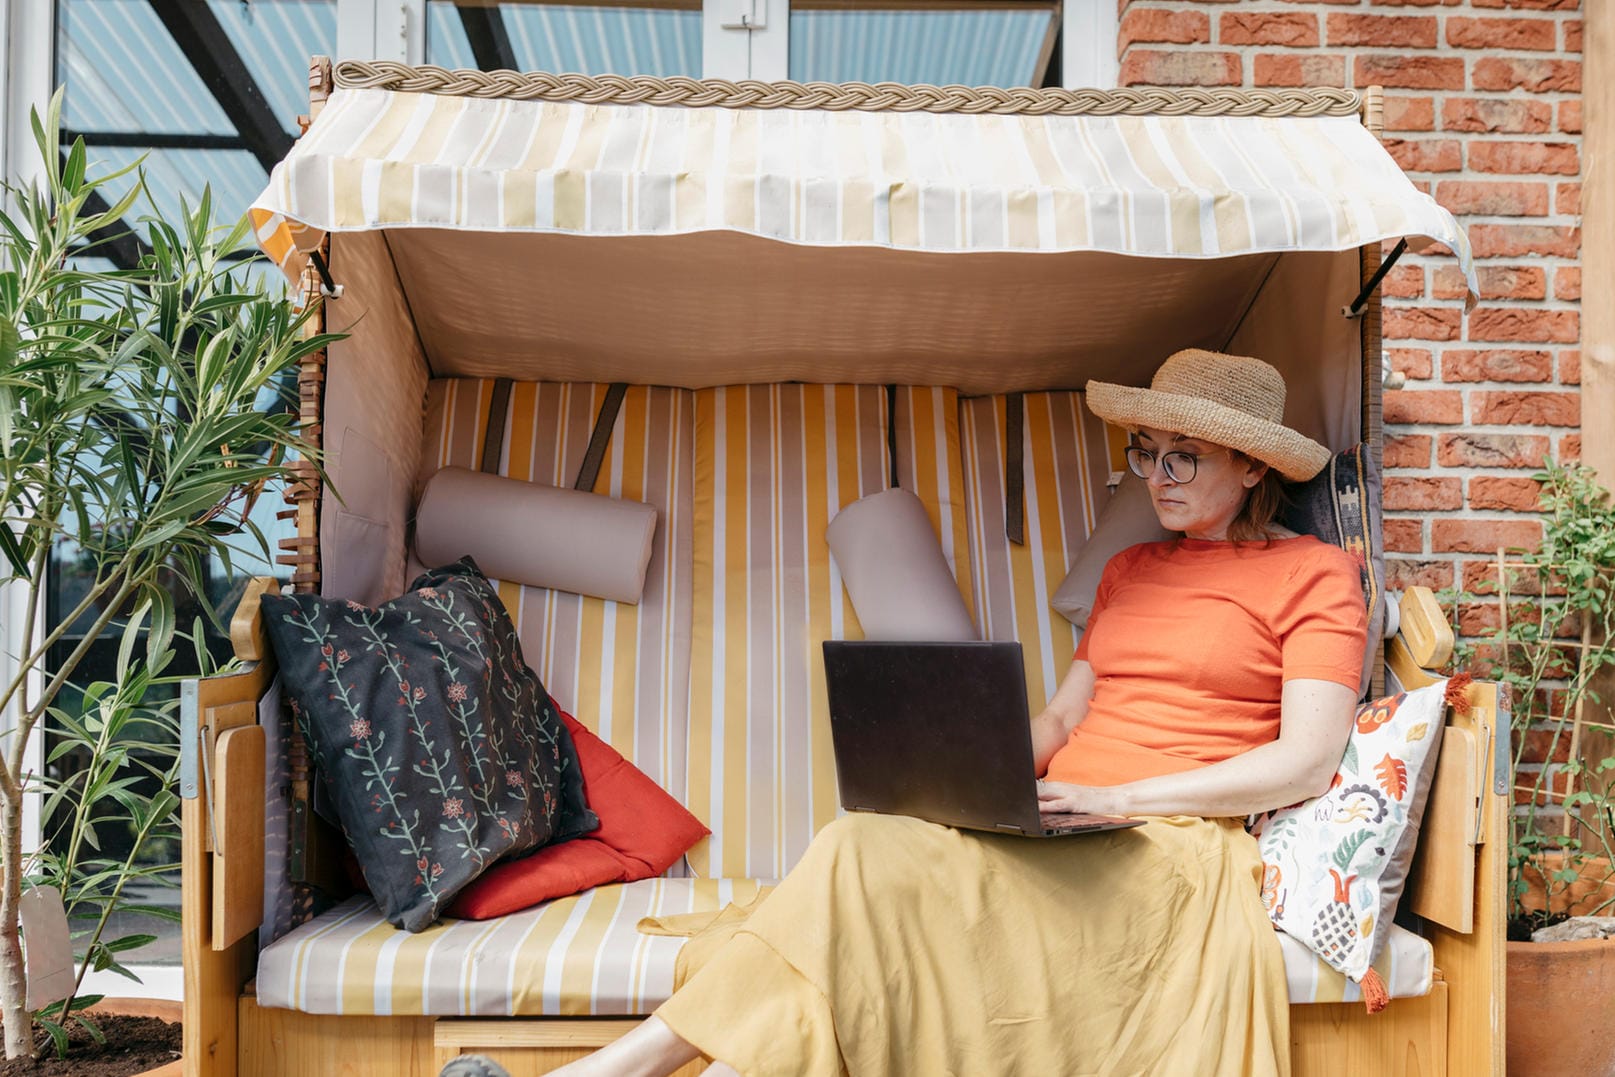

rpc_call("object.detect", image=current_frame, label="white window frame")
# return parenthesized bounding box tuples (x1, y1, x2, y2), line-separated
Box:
(0, 0, 55, 874)
(705, 0, 1115, 87)
(1064, 0, 1118, 89)
(339, 0, 428, 63)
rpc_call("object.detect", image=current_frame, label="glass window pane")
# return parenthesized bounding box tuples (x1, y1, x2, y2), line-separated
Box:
(427, 0, 701, 78)
(207, 0, 340, 135)
(58, 0, 233, 135)
(790, 8, 1055, 88)
(81, 146, 269, 242)
(49, 0, 332, 968)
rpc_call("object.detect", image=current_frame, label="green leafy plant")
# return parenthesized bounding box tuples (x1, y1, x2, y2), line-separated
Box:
(1450, 458, 1615, 935)
(23, 626, 215, 1058)
(0, 90, 335, 1059)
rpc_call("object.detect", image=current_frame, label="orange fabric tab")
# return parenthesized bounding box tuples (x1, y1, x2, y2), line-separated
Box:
(1360, 967, 1389, 1014)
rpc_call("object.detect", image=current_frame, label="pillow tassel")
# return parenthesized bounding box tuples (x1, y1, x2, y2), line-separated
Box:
(1443, 672, 1474, 714)
(1359, 967, 1389, 1014)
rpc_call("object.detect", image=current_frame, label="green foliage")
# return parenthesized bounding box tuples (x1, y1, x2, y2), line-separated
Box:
(1450, 458, 1615, 928)
(0, 88, 339, 1057)
(33, 993, 102, 1059)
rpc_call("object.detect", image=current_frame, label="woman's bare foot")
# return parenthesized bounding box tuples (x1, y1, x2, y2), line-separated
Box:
(546, 1016, 703, 1077)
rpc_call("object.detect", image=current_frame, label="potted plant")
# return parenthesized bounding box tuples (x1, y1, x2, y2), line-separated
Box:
(1455, 458, 1615, 1077)
(0, 92, 332, 1067)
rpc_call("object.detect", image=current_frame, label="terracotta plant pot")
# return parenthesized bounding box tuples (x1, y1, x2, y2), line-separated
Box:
(84, 997, 183, 1077)
(1506, 937, 1615, 1077)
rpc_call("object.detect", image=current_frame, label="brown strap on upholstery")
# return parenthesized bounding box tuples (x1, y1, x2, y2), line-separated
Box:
(886, 384, 900, 489)
(575, 382, 628, 492)
(481, 378, 514, 474)
(1005, 393, 1025, 545)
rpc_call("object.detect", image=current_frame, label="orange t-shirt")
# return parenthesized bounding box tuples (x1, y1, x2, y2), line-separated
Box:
(1044, 536, 1367, 788)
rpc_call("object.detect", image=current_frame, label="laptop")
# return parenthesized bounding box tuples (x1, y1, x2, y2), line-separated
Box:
(821, 640, 1144, 838)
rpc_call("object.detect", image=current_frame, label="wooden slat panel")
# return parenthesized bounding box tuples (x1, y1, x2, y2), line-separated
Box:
(1427, 681, 1509, 1077)
(243, 1000, 1462, 1077)
(240, 1007, 708, 1077)
(238, 1000, 437, 1077)
(1408, 728, 1477, 932)
(212, 726, 266, 952)
(197, 664, 274, 714)
(186, 579, 281, 1074)
(184, 698, 261, 1077)
(434, 1018, 705, 1076)
(1291, 981, 1447, 1077)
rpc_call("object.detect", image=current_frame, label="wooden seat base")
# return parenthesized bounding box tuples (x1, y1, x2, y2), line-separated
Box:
(235, 981, 1447, 1077)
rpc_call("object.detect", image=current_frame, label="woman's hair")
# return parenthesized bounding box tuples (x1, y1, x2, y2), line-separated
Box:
(1228, 451, 1288, 544)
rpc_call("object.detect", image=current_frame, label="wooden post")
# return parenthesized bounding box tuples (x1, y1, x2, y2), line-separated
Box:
(1361, 84, 1387, 701)
(1579, 7, 1615, 882)
(1586, 3, 1614, 491)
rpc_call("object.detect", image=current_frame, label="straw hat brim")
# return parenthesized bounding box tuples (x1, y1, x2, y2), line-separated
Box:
(1086, 381, 1331, 482)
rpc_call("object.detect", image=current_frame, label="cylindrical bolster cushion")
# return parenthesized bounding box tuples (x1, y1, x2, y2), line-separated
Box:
(414, 467, 658, 605)
(826, 487, 977, 641)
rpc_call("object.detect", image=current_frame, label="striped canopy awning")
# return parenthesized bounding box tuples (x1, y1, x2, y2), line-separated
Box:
(249, 84, 1476, 300)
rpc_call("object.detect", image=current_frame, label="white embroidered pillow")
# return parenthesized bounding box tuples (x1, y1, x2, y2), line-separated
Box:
(1251, 679, 1449, 989)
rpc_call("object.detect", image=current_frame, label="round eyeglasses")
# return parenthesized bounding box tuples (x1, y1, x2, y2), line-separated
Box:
(1124, 446, 1227, 484)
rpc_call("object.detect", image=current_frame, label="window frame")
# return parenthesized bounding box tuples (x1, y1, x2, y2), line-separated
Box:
(706, 0, 1117, 86)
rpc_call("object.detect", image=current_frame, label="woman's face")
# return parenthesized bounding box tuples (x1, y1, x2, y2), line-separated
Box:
(1130, 426, 1268, 541)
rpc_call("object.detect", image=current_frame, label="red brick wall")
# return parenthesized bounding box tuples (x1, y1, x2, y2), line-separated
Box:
(1114, 1, 1583, 780)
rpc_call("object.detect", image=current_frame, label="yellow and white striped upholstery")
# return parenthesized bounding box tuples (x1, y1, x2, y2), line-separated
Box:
(253, 87, 1476, 298)
(419, 379, 695, 791)
(260, 379, 1436, 1017)
(959, 393, 1116, 712)
(254, 879, 1428, 1014)
(1279, 923, 1433, 1004)
(685, 384, 971, 880)
(256, 878, 766, 1016)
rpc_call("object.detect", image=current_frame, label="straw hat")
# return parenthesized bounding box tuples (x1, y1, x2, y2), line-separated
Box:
(1085, 349, 1331, 482)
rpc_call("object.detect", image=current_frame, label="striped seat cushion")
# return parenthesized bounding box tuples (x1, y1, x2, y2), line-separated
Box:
(255, 878, 767, 1016)
(253, 879, 1428, 1016)
(419, 380, 694, 795)
(959, 392, 1117, 711)
(685, 385, 971, 880)
(1279, 923, 1433, 1004)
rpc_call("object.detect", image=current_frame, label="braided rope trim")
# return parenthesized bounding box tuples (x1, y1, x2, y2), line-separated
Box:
(333, 61, 1361, 118)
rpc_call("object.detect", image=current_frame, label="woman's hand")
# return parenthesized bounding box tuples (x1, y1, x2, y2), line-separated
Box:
(1036, 779, 1132, 817)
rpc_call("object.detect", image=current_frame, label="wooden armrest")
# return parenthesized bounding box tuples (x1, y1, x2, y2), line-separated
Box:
(1397, 586, 1454, 669)
(185, 577, 280, 955)
(229, 576, 279, 664)
(1386, 588, 1501, 935)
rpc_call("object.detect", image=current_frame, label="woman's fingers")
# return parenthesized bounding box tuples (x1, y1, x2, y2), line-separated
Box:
(1036, 780, 1085, 814)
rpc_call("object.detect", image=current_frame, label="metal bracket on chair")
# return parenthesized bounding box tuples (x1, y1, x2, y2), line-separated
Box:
(309, 249, 344, 299)
(179, 679, 201, 800)
(1344, 238, 1407, 319)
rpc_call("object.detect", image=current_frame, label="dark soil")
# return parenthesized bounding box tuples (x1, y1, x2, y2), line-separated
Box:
(0, 1014, 180, 1076)
(1509, 911, 1570, 942)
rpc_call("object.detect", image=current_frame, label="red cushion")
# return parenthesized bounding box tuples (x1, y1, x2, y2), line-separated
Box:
(448, 709, 709, 920)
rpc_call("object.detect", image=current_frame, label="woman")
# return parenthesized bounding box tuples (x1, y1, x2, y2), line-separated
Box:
(513, 349, 1367, 1077)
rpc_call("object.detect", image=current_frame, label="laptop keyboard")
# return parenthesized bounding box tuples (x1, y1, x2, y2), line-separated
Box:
(1040, 812, 1133, 835)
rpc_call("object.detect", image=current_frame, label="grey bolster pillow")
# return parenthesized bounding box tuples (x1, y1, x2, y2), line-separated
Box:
(1050, 471, 1173, 628)
(826, 487, 978, 641)
(414, 467, 658, 605)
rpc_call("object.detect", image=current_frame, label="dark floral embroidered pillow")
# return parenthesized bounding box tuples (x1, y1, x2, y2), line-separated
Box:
(261, 557, 597, 931)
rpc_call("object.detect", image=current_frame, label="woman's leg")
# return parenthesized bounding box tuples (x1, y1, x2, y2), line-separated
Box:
(547, 1016, 703, 1077)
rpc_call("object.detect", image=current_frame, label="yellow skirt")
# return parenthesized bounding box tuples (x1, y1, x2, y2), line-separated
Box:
(653, 813, 1289, 1077)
